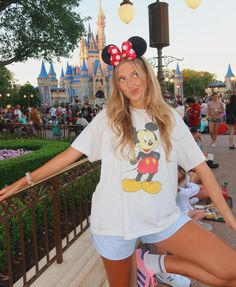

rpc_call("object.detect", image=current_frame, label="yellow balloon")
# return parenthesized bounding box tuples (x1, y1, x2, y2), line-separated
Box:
(118, 4, 135, 24)
(185, 0, 202, 9)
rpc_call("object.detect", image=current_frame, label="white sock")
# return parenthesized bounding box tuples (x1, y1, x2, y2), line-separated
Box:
(144, 253, 167, 274)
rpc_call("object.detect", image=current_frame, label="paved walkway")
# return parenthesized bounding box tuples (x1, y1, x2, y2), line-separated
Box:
(191, 134, 236, 287)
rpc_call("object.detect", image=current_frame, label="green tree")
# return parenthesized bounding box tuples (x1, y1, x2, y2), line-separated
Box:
(0, 0, 87, 66)
(15, 83, 40, 109)
(0, 65, 13, 106)
(183, 69, 216, 99)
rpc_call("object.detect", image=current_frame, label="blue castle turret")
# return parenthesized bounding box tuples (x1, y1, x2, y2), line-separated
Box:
(225, 64, 235, 91)
(174, 63, 184, 100)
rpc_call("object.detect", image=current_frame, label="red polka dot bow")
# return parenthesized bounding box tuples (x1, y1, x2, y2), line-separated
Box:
(108, 41, 137, 66)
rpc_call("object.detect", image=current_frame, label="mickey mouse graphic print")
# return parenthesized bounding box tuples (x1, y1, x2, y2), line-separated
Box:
(122, 122, 161, 194)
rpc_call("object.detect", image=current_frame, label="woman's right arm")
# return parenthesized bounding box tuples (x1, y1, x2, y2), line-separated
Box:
(0, 147, 83, 202)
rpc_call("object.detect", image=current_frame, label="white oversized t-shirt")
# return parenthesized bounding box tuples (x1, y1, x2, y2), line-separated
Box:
(71, 108, 205, 239)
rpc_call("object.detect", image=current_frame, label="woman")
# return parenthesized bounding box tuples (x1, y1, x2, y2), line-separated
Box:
(1, 37, 236, 287)
(226, 95, 236, 149)
(207, 93, 225, 147)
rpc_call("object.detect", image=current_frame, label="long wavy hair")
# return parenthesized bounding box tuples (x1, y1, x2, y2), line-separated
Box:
(106, 57, 174, 160)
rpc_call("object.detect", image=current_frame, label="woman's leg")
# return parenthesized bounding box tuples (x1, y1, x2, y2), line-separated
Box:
(213, 122, 220, 143)
(156, 220, 236, 286)
(208, 121, 215, 142)
(229, 124, 236, 147)
(102, 255, 133, 287)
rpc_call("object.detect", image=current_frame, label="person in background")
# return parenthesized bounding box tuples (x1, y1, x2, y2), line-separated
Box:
(200, 99, 208, 118)
(76, 113, 88, 127)
(1, 36, 236, 287)
(226, 94, 236, 149)
(207, 93, 225, 147)
(49, 105, 57, 123)
(29, 106, 42, 136)
(14, 104, 22, 119)
(81, 102, 93, 123)
(175, 99, 185, 119)
(185, 97, 201, 128)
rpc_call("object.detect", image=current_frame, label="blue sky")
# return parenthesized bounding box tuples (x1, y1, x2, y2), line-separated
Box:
(8, 0, 236, 86)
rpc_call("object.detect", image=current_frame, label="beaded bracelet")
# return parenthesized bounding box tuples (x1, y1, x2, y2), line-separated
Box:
(25, 172, 34, 185)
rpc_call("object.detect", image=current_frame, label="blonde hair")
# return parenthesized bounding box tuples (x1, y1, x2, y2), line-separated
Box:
(106, 57, 174, 160)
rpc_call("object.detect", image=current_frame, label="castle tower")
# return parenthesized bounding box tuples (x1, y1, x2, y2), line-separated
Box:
(48, 62, 58, 88)
(93, 59, 106, 102)
(225, 64, 235, 91)
(64, 63, 73, 103)
(96, 0, 106, 54)
(37, 61, 51, 106)
(174, 63, 184, 101)
(79, 38, 88, 67)
(79, 59, 91, 102)
(59, 68, 65, 88)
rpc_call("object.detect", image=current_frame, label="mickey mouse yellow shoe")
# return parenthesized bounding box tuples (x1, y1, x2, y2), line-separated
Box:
(142, 181, 161, 194)
(122, 179, 142, 192)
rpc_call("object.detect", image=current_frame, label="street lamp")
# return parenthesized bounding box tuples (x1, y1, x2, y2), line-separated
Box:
(118, 0, 135, 24)
(148, 0, 170, 97)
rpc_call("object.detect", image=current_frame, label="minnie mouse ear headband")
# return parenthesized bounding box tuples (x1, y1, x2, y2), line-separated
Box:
(101, 36, 147, 66)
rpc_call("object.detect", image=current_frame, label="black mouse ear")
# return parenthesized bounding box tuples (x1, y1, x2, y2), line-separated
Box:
(128, 36, 147, 57)
(101, 45, 113, 65)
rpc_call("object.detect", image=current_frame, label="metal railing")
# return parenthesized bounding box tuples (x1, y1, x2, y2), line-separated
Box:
(0, 159, 101, 287)
(0, 122, 85, 141)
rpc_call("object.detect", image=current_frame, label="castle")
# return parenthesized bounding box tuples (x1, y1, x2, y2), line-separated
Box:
(37, 0, 111, 107)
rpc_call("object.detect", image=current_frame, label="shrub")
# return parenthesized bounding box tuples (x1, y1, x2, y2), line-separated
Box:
(0, 140, 69, 188)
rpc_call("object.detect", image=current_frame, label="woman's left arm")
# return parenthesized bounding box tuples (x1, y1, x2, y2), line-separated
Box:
(194, 161, 236, 230)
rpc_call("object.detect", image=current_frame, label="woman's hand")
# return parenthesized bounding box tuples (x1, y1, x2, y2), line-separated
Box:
(0, 184, 19, 202)
(0, 147, 83, 203)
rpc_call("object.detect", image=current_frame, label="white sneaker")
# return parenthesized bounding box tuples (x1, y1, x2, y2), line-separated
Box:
(156, 272, 191, 287)
(211, 143, 216, 147)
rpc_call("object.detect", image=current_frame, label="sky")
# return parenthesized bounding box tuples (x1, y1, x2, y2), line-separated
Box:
(8, 0, 236, 86)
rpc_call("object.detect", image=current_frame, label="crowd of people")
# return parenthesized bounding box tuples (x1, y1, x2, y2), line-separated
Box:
(175, 92, 236, 150)
(0, 102, 103, 137)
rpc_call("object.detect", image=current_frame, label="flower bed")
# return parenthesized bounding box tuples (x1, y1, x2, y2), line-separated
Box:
(0, 149, 33, 160)
(0, 139, 70, 188)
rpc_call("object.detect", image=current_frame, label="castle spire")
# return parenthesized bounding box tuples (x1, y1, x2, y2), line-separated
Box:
(60, 67, 64, 78)
(225, 64, 235, 91)
(38, 61, 48, 79)
(96, 0, 106, 53)
(225, 64, 234, 78)
(48, 62, 57, 80)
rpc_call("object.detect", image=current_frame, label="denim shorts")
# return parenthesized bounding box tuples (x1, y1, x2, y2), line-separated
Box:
(92, 213, 191, 260)
(209, 118, 222, 123)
